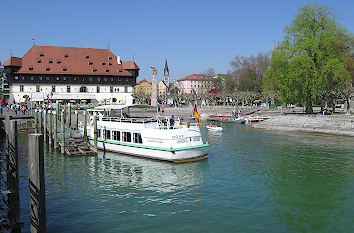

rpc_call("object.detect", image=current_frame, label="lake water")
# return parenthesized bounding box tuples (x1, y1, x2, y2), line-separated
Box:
(4, 124, 354, 232)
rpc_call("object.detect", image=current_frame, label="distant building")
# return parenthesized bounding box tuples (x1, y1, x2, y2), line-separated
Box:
(135, 79, 152, 96)
(0, 63, 10, 100)
(3, 45, 139, 105)
(175, 74, 213, 94)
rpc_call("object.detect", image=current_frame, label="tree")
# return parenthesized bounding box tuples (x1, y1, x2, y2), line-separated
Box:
(264, 4, 352, 113)
(230, 53, 270, 93)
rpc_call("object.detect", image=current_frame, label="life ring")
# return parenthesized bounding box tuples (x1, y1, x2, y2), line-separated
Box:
(90, 116, 94, 126)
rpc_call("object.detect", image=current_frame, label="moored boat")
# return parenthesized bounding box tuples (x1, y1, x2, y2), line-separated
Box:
(81, 105, 209, 163)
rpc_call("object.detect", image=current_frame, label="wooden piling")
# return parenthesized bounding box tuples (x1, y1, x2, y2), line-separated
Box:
(56, 101, 60, 121)
(7, 120, 21, 232)
(34, 109, 38, 133)
(75, 110, 78, 129)
(54, 111, 58, 149)
(28, 134, 47, 233)
(61, 110, 65, 154)
(93, 112, 97, 152)
(83, 111, 87, 138)
(48, 110, 52, 146)
(43, 110, 47, 143)
(68, 103, 71, 127)
(39, 109, 43, 134)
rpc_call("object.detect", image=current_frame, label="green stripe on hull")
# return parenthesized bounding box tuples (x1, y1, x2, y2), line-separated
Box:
(88, 137, 209, 152)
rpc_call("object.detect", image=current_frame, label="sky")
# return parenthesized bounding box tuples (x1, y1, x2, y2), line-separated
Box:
(1, 0, 353, 82)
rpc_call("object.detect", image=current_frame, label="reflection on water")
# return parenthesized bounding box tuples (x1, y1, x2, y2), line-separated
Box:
(90, 152, 206, 193)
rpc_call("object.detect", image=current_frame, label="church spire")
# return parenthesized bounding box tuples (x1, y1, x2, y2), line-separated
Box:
(163, 59, 170, 89)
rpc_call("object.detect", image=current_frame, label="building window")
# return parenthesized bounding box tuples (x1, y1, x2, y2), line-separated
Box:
(101, 62, 105, 65)
(89, 77, 93, 81)
(57, 60, 61, 64)
(125, 86, 128, 93)
(67, 86, 71, 93)
(63, 67, 67, 71)
(40, 53, 44, 57)
(39, 76, 43, 80)
(15, 76, 18, 80)
(49, 60, 53, 64)
(111, 77, 113, 82)
(108, 57, 112, 60)
(63, 77, 67, 81)
(97, 77, 100, 81)
(96, 86, 100, 93)
(30, 76, 34, 81)
(112, 131, 120, 141)
(88, 62, 93, 65)
(74, 77, 77, 81)
(64, 53, 68, 58)
(46, 77, 49, 80)
(92, 69, 97, 72)
(29, 67, 33, 70)
(20, 85, 24, 92)
(36, 85, 40, 92)
(122, 132, 131, 142)
(133, 133, 142, 144)
(104, 77, 107, 81)
(80, 86, 87, 93)
(85, 55, 90, 59)
(105, 69, 109, 72)
(46, 67, 50, 71)
(97, 129, 102, 138)
(52, 86, 56, 92)
(108, 63, 112, 66)
(110, 86, 113, 93)
(56, 77, 59, 81)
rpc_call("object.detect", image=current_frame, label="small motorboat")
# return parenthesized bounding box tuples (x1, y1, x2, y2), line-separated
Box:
(206, 125, 223, 131)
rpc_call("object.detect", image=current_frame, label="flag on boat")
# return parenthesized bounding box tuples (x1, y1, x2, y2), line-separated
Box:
(193, 105, 202, 125)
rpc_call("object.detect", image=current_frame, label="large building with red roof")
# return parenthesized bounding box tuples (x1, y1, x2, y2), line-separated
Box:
(3, 45, 139, 104)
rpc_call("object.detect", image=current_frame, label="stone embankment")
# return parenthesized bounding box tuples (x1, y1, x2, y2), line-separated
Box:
(162, 106, 354, 137)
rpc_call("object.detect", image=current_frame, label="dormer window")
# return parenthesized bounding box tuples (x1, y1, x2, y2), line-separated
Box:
(63, 67, 67, 71)
(88, 62, 93, 65)
(57, 60, 61, 64)
(92, 69, 97, 72)
(29, 66, 33, 71)
(108, 63, 112, 66)
(101, 62, 106, 65)
(46, 67, 50, 71)
(85, 55, 90, 59)
(108, 57, 112, 60)
(37, 60, 41, 63)
(40, 53, 44, 57)
(64, 53, 68, 58)
(105, 69, 109, 72)
(49, 60, 53, 64)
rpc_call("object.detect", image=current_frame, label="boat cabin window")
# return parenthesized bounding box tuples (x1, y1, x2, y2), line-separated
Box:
(103, 129, 111, 140)
(112, 131, 120, 141)
(97, 129, 102, 138)
(122, 132, 131, 142)
(133, 133, 143, 144)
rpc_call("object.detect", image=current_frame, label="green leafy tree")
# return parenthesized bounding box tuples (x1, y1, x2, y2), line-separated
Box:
(264, 4, 352, 113)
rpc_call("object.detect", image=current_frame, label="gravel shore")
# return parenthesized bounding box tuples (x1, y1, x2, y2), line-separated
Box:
(162, 106, 354, 137)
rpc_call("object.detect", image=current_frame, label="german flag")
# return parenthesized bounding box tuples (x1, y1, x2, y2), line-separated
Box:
(193, 105, 202, 126)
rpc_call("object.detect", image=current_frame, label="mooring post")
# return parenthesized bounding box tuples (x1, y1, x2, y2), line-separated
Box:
(28, 134, 47, 233)
(43, 110, 47, 144)
(34, 109, 38, 133)
(83, 111, 87, 138)
(7, 120, 21, 232)
(68, 103, 71, 127)
(61, 110, 65, 154)
(56, 101, 60, 121)
(54, 111, 58, 149)
(39, 109, 43, 134)
(75, 110, 78, 129)
(93, 112, 98, 152)
(48, 110, 52, 146)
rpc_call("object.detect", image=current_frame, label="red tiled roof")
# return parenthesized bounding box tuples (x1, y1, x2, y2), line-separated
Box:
(177, 73, 209, 81)
(122, 61, 140, 70)
(3, 57, 22, 67)
(4, 46, 139, 76)
(136, 79, 151, 85)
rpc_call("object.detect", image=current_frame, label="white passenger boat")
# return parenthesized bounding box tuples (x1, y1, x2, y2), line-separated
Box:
(206, 125, 223, 131)
(81, 105, 209, 163)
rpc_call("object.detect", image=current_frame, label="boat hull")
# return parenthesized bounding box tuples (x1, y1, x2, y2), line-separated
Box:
(89, 139, 208, 163)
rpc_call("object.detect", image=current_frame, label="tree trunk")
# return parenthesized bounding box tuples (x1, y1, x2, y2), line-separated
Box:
(346, 97, 351, 115)
(306, 95, 313, 114)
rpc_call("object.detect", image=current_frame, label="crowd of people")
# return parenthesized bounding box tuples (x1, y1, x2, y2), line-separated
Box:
(0, 103, 30, 116)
